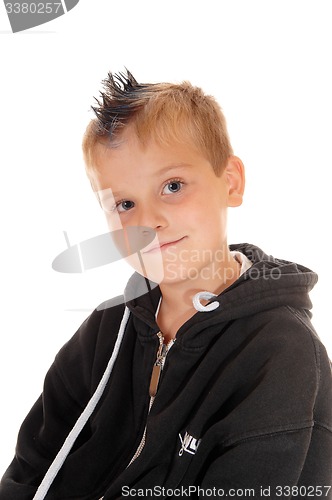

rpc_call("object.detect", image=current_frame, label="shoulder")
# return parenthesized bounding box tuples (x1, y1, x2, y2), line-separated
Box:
(220, 306, 332, 436)
(241, 306, 332, 417)
(57, 296, 126, 359)
(227, 305, 331, 410)
(244, 305, 326, 367)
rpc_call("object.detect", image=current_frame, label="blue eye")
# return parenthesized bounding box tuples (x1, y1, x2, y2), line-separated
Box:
(117, 200, 135, 213)
(163, 180, 183, 195)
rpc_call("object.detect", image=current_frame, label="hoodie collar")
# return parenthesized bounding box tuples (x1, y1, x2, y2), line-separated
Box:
(125, 243, 318, 340)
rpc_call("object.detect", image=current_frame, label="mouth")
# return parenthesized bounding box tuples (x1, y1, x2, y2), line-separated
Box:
(142, 236, 187, 254)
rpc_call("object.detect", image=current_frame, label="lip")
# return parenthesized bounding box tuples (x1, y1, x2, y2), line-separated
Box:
(142, 236, 187, 254)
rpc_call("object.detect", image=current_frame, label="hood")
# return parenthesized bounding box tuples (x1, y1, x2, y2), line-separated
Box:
(124, 243, 318, 333)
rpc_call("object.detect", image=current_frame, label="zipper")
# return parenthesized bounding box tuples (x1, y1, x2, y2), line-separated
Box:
(127, 332, 174, 467)
(98, 333, 174, 499)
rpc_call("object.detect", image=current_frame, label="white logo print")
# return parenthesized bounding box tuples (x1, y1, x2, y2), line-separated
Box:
(178, 432, 201, 456)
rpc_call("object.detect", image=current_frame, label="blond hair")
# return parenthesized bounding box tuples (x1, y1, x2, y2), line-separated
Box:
(83, 70, 233, 176)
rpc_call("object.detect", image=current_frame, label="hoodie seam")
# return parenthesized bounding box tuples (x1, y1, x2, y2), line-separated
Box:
(217, 421, 314, 448)
(286, 306, 320, 369)
(314, 420, 332, 433)
(285, 306, 321, 407)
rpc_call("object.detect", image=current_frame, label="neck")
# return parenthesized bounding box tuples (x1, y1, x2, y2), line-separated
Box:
(156, 250, 241, 341)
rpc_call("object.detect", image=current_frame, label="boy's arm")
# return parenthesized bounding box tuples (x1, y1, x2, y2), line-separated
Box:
(0, 369, 85, 499)
(0, 305, 112, 500)
(197, 315, 332, 497)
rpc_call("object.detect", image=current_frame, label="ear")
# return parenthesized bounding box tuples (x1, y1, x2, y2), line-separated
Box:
(224, 156, 245, 207)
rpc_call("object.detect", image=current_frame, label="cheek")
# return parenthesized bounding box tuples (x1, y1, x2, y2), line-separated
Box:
(187, 205, 228, 246)
(105, 212, 124, 232)
(173, 193, 206, 220)
(206, 209, 228, 236)
(179, 193, 226, 227)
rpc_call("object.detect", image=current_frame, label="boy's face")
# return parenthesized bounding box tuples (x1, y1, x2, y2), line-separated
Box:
(89, 128, 244, 291)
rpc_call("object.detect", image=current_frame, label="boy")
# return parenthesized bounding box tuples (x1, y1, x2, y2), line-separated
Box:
(0, 70, 331, 499)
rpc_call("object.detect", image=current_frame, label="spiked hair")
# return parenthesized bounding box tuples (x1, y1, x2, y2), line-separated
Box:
(83, 69, 233, 176)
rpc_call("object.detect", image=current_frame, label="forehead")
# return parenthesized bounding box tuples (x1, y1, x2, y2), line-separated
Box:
(89, 128, 209, 191)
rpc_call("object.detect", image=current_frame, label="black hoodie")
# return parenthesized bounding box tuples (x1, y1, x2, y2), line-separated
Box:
(0, 244, 331, 499)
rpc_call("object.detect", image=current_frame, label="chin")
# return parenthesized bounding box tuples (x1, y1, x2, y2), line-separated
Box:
(126, 253, 165, 284)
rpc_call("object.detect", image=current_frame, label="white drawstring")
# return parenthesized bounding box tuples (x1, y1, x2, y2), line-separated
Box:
(192, 291, 220, 312)
(32, 290, 220, 499)
(32, 306, 131, 500)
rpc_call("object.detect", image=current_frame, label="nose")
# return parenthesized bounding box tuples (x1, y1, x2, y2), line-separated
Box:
(134, 200, 168, 231)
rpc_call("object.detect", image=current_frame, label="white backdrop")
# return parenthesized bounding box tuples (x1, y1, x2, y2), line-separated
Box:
(0, 0, 331, 475)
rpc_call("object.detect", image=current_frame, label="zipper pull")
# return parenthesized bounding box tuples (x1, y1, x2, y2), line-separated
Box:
(149, 333, 166, 398)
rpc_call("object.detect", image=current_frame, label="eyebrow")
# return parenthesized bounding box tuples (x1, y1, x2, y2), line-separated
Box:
(156, 163, 192, 176)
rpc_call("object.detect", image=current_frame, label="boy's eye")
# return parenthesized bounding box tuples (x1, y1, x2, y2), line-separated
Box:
(162, 180, 183, 195)
(116, 200, 135, 213)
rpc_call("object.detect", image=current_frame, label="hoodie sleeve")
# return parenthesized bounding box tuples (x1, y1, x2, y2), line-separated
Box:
(0, 304, 120, 500)
(196, 308, 332, 497)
